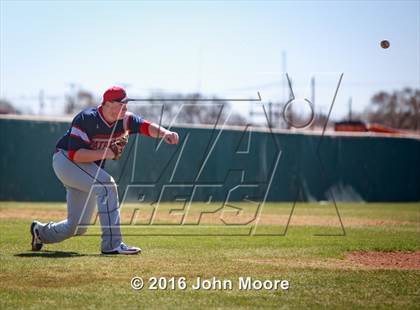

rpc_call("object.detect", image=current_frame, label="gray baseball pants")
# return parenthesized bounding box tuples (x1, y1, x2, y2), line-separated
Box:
(37, 150, 122, 252)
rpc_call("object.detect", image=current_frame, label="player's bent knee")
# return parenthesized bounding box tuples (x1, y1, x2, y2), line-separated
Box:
(109, 182, 118, 194)
(94, 176, 118, 196)
(99, 175, 116, 186)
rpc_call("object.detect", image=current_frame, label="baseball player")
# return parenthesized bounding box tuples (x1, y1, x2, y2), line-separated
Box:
(30, 86, 179, 254)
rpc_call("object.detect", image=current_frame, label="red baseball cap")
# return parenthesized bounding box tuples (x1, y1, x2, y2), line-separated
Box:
(102, 86, 128, 104)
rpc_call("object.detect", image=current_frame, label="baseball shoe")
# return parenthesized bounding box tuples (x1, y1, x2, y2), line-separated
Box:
(101, 243, 141, 255)
(30, 220, 43, 251)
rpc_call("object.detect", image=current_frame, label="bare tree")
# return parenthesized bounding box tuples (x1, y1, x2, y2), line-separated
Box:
(0, 99, 20, 114)
(63, 89, 247, 125)
(367, 88, 420, 131)
(65, 89, 98, 115)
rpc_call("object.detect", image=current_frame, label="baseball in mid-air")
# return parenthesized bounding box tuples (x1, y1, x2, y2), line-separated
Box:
(380, 40, 390, 49)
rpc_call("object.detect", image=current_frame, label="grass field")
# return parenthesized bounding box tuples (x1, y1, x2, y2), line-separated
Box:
(0, 202, 419, 309)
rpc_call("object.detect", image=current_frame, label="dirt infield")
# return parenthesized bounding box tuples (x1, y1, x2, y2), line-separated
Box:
(237, 252, 420, 270)
(0, 207, 417, 227)
(346, 251, 420, 269)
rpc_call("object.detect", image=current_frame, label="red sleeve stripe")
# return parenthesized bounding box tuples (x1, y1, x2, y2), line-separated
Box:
(69, 133, 91, 144)
(72, 124, 85, 132)
(68, 150, 77, 161)
(70, 126, 90, 143)
(140, 120, 152, 136)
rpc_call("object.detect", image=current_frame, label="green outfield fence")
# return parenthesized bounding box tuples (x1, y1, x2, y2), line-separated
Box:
(1, 116, 419, 202)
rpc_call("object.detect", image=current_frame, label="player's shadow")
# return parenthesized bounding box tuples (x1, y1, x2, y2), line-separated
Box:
(15, 250, 86, 258)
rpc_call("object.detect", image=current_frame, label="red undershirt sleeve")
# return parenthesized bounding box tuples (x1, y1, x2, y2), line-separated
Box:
(68, 150, 77, 161)
(126, 113, 152, 136)
(140, 120, 152, 136)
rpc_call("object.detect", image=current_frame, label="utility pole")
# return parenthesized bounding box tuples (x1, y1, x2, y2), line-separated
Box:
(311, 76, 315, 105)
(348, 97, 352, 121)
(196, 46, 203, 93)
(38, 89, 45, 115)
(282, 51, 287, 127)
(282, 51, 287, 99)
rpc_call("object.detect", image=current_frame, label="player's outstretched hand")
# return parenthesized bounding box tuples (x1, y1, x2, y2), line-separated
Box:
(163, 131, 179, 145)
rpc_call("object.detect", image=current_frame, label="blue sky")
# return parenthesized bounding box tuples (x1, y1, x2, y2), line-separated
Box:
(1, 0, 419, 119)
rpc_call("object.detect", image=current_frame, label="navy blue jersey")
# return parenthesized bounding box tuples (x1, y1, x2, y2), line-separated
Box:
(56, 106, 150, 166)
